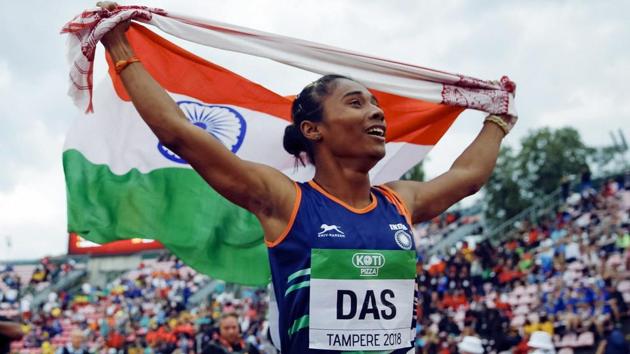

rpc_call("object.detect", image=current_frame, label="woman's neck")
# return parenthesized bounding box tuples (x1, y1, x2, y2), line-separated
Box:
(312, 159, 373, 209)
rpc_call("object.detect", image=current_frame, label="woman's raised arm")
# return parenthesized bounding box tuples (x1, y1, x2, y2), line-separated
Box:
(387, 114, 515, 223)
(98, 3, 296, 239)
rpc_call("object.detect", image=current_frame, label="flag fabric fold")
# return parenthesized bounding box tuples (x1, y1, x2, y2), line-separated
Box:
(62, 5, 516, 116)
(61, 6, 517, 286)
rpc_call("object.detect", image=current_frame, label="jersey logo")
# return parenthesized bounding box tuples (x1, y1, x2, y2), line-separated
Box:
(352, 252, 385, 276)
(318, 224, 345, 238)
(394, 230, 413, 250)
(389, 223, 408, 231)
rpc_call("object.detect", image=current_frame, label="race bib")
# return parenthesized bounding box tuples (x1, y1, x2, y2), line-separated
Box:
(309, 249, 415, 351)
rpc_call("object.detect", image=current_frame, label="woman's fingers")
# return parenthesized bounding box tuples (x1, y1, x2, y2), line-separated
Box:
(96, 1, 118, 11)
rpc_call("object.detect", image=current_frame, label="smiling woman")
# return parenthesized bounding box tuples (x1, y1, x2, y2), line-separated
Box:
(283, 74, 386, 166)
(265, 73, 513, 353)
(91, 1, 516, 352)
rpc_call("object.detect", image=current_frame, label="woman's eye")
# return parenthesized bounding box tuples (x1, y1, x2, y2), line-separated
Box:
(350, 100, 361, 107)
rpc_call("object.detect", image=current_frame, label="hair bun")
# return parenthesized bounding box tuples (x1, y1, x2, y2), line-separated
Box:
(283, 124, 306, 156)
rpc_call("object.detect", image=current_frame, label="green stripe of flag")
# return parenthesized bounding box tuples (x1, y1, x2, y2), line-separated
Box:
(63, 149, 270, 286)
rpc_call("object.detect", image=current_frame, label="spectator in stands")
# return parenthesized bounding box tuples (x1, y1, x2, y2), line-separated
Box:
(458, 335, 484, 354)
(28, 265, 49, 296)
(106, 328, 125, 351)
(536, 314, 554, 335)
(499, 326, 523, 353)
(527, 331, 555, 354)
(604, 278, 628, 321)
(195, 321, 215, 353)
(202, 313, 259, 354)
(438, 314, 461, 336)
(560, 175, 571, 201)
(595, 322, 630, 354)
(56, 329, 89, 354)
(0, 315, 23, 354)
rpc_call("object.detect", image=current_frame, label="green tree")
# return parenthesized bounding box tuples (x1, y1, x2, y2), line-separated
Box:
(484, 127, 594, 225)
(484, 146, 528, 223)
(518, 127, 593, 196)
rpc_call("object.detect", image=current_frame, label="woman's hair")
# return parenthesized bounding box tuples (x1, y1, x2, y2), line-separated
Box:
(283, 74, 356, 165)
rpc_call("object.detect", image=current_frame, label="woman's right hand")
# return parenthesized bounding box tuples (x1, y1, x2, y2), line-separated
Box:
(96, 1, 117, 10)
(96, 1, 130, 49)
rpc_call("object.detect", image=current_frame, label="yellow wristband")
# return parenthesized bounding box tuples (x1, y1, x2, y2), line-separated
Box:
(484, 115, 510, 135)
(115, 56, 140, 74)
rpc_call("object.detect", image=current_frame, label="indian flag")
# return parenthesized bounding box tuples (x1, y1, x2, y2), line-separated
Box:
(63, 24, 467, 286)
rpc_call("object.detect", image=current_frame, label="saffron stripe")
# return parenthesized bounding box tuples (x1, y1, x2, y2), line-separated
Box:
(287, 268, 311, 283)
(288, 315, 309, 337)
(284, 280, 310, 296)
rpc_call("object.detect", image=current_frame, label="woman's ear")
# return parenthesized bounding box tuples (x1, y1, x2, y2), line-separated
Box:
(300, 120, 322, 142)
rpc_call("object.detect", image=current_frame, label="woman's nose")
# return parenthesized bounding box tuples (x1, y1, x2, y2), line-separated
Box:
(369, 105, 385, 121)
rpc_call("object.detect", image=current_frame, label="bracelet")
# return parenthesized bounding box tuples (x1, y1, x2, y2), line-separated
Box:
(114, 56, 140, 74)
(484, 115, 510, 135)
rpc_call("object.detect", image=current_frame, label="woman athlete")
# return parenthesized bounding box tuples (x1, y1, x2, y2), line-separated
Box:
(97, 2, 516, 352)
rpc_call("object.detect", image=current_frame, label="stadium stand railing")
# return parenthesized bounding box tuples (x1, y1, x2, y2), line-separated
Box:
(484, 188, 562, 243)
(427, 220, 483, 256)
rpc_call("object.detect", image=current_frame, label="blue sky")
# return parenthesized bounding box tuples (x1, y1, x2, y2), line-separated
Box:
(0, 0, 628, 260)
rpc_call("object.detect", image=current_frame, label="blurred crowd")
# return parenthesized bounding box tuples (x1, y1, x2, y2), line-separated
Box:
(2, 256, 273, 353)
(414, 177, 630, 353)
(1, 176, 629, 354)
(1, 258, 77, 322)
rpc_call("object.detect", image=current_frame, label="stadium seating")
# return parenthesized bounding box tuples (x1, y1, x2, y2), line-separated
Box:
(2, 177, 628, 353)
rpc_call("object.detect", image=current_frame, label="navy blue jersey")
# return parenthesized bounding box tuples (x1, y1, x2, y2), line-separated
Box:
(267, 181, 417, 353)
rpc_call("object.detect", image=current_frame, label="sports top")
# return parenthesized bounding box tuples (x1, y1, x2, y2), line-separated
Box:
(267, 181, 417, 353)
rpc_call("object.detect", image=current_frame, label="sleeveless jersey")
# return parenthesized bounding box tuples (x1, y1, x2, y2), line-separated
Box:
(267, 181, 417, 353)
